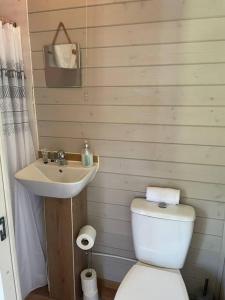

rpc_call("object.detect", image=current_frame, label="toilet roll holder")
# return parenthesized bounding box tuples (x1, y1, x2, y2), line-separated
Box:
(79, 236, 94, 269)
(86, 248, 93, 270)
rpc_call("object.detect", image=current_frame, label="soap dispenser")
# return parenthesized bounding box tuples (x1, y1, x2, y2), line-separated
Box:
(81, 140, 93, 167)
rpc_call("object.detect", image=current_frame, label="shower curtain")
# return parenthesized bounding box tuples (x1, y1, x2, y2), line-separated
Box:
(0, 22, 47, 298)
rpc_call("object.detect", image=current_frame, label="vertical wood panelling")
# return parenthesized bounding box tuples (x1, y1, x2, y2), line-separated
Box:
(28, 0, 225, 298)
(44, 190, 87, 300)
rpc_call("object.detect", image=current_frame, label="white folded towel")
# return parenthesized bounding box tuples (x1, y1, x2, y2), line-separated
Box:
(146, 186, 180, 205)
(53, 43, 78, 69)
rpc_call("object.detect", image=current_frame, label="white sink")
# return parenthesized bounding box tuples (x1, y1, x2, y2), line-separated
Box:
(15, 159, 99, 198)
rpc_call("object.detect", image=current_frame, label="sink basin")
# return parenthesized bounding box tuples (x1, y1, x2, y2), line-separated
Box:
(15, 159, 99, 198)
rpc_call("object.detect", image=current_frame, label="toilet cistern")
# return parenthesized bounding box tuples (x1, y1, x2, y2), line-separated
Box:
(114, 198, 195, 300)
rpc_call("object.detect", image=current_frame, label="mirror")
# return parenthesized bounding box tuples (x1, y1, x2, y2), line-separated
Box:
(43, 22, 82, 88)
(44, 44, 81, 87)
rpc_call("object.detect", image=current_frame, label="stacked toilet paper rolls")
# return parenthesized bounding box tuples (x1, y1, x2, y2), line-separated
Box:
(146, 186, 180, 204)
(81, 268, 99, 300)
(76, 225, 96, 251)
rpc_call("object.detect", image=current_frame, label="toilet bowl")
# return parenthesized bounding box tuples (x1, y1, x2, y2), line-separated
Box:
(115, 262, 189, 300)
(114, 198, 195, 300)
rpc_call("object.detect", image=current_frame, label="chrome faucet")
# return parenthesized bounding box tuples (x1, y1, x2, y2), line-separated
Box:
(56, 150, 67, 166)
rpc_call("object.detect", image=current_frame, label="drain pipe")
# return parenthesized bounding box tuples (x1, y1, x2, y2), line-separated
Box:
(92, 251, 137, 263)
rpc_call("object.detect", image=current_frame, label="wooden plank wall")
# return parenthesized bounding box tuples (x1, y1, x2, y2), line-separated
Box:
(28, 0, 225, 298)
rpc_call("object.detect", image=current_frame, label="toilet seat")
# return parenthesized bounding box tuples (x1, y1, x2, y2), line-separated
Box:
(114, 262, 189, 300)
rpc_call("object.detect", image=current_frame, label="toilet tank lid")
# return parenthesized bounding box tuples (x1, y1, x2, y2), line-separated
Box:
(131, 198, 195, 222)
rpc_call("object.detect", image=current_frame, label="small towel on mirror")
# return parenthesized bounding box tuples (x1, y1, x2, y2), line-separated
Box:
(53, 43, 78, 69)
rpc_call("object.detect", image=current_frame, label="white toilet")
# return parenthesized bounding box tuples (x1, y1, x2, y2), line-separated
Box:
(115, 198, 195, 300)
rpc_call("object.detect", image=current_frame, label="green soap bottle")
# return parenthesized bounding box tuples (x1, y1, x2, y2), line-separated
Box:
(81, 140, 93, 167)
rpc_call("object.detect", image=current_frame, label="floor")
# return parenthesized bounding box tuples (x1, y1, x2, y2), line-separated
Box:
(26, 284, 117, 300)
(25, 287, 51, 300)
(100, 286, 117, 300)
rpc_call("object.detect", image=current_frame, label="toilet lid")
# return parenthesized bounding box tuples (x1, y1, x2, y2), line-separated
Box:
(114, 262, 189, 300)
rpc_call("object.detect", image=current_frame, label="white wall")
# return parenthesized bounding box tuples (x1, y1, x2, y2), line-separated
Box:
(0, 0, 38, 150)
(28, 0, 225, 298)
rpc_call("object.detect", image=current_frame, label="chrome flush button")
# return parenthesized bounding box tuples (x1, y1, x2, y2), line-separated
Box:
(158, 202, 167, 208)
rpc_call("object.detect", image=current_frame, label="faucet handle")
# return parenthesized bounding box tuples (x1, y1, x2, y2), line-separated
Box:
(41, 148, 49, 164)
(57, 150, 65, 160)
(49, 151, 56, 162)
(56, 150, 67, 166)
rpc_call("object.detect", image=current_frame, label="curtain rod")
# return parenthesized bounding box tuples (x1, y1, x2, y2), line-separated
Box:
(0, 17, 17, 27)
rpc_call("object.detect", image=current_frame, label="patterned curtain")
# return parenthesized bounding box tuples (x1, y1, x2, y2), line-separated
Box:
(0, 22, 47, 298)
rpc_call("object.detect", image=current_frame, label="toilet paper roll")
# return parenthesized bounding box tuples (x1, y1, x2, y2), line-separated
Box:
(146, 186, 180, 205)
(81, 268, 98, 299)
(76, 225, 96, 250)
(84, 291, 99, 300)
